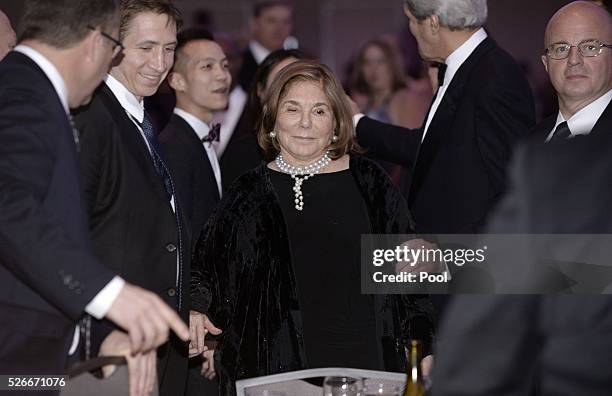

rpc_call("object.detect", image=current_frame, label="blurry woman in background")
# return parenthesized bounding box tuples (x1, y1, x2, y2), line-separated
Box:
(351, 38, 432, 130)
(220, 49, 309, 188)
(350, 38, 433, 182)
(194, 60, 434, 395)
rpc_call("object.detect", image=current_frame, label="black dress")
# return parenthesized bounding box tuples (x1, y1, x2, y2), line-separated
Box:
(270, 168, 381, 370)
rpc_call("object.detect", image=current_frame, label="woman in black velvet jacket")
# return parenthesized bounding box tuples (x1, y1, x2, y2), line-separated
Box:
(192, 60, 435, 395)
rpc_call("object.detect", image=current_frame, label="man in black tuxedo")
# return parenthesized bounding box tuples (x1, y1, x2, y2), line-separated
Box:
(218, 1, 293, 189)
(73, 1, 194, 394)
(355, 0, 536, 234)
(162, 28, 226, 256)
(0, 9, 16, 60)
(0, 0, 188, 392)
(533, 1, 611, 143)
(160, 27, 228, 395)
(432, 116, 612, 396)
(431, 4, 612, 394)
(238, 0, 293, 92)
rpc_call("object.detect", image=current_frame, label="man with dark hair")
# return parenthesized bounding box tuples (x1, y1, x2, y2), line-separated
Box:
(73, 0, 192, 394)
(161, 28, 227, 257)
(238, 0, 293, 92)
(0, 0, 189, 393)
(160, 27, 229, 395)
(354, 0, 536, 234)
(0, 9, 15, 60)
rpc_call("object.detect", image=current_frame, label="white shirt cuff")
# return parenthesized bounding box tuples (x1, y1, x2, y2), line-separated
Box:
(353, 113, 365, 131)
(85, 276, 126, 319)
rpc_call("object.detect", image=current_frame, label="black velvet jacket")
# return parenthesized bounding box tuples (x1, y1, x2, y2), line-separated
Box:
(192, 155, 435, 395)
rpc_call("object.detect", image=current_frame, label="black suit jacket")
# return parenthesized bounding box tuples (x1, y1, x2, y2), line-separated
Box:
(433, 128, 612, 396)
(357, 37, 536, 234)
(74, 84, 188, 394)
(531, 98, 612, 143)
(0, 52, 115, 374)
(238, 47, 258, 92)
(159, 114, 220, 253)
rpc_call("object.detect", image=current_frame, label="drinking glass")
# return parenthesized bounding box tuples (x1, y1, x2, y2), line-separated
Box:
(363, 381, 401, 396)
(322, 376, 364, 396)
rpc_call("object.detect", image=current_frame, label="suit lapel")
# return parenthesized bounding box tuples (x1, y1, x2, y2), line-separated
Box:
(172, 115, 221, 201)
(408, 38, 496, 206)
(98, 85, 170, 202)
(591, 100, 612, 135)
(531, 114, 556, 143)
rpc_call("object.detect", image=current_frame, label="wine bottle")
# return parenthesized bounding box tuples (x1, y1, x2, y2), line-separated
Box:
(403, 340, 425, 396)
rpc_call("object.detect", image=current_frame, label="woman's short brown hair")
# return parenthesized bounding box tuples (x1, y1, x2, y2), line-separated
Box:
(257, 60, 357, 161)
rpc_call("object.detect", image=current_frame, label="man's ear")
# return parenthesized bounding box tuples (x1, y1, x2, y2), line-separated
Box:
(168, 71, 186, 92)
(83, 28, 100, 63)
(541, 54, 549, 73)
(429, 14, 441, 34)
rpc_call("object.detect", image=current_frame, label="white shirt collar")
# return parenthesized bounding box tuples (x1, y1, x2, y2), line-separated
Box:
(173, 107, 223, 197)
(173, 108, 211, 141)
(104, 73, 144, 123)
(443, 28, 488, 87)
(249, 40, 271, 64)
(14, 44, 70, 114)
(549, 89, 612, 140)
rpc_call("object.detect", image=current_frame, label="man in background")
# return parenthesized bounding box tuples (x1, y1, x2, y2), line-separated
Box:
(354, 0, 535, 234)
(238, 0, 293, 92)
(0, 2, 188, 395)
(74, 1, 197, 394)
(160, 27, 229, 396)
(534, 0, 611, 142)
(432, 3, 612, 395)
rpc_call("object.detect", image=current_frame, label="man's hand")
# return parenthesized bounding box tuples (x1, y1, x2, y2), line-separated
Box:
(105, 283, 190, 354)
(200, 349, 216, 380)
(99, 330, 157, 396)
(189, 311, 222, 358)
(421, 354, 434, 377)
(395, 239, 447, 275)
(345, 94, 361, 116)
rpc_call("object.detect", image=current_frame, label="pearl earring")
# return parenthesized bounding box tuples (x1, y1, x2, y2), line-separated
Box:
(269, 131, 277, 138)
(331, 134, 338, 143)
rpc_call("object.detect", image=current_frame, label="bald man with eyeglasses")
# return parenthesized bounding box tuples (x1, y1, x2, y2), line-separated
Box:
(536, 0, 612, 143)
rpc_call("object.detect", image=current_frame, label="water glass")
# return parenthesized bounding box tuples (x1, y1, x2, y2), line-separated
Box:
(363, 381, 401, 396)
(322, 376, 364, 396)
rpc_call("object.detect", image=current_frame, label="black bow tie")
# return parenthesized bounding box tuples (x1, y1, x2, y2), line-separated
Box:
(436, 62, 448, 87)
(202, 123, 220, 143)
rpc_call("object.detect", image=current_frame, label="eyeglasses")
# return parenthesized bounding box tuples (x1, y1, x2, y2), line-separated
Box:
(87, 25, 124, 57)
(545, 39, 612, 60)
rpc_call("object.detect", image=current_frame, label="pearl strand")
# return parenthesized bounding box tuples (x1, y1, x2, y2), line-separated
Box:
(275, 151, 331, 211)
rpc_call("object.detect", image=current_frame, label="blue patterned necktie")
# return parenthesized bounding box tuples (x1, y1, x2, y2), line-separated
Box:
(139, 110, 184, 310)
(140, 111, 173, 199)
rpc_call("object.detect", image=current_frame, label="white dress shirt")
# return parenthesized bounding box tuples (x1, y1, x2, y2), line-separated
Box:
(211, 86, 248, 157)
(546, 88, 612, 142)
(249, 40, 271, 65)
(422, 28, 488, 141)
(174, 108, 223, 197)
(104, 74, 177, 210)
(105, 73, 179, 285)
(14, 45, 125, 354)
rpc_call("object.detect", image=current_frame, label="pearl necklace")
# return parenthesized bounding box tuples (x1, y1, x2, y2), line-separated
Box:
(275, 151, 332, 211)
